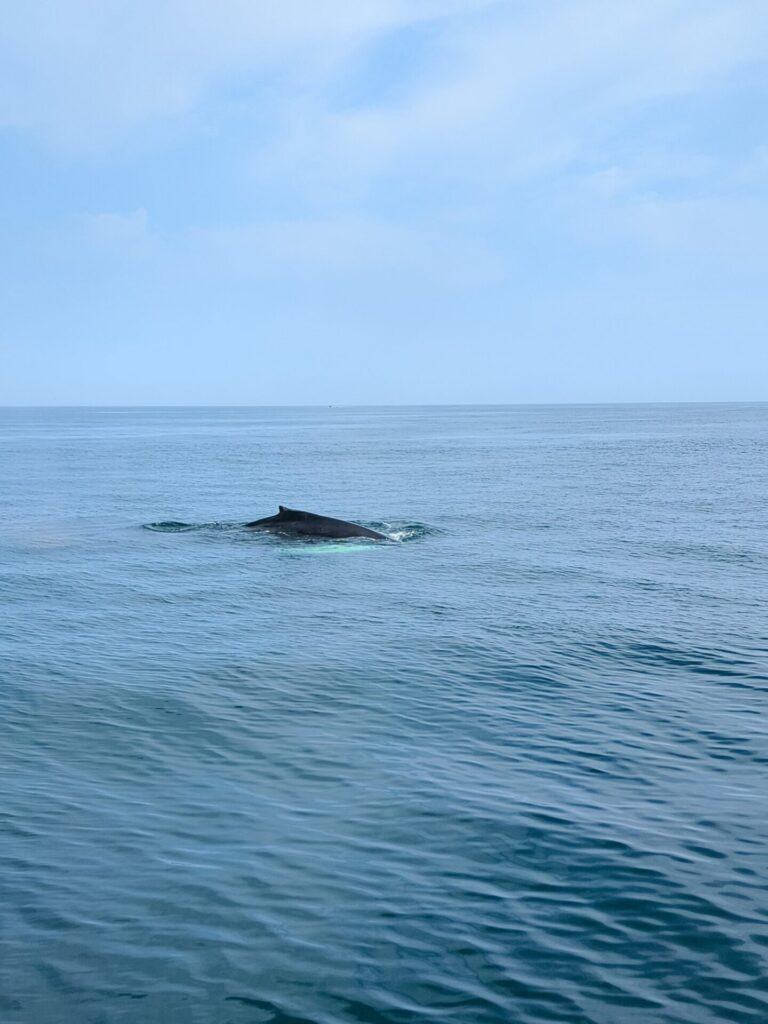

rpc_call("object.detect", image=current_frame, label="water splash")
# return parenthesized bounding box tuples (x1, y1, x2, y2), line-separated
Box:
(380, 522, 436, 542)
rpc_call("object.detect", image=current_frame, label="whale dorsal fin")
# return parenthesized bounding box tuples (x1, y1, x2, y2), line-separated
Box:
(279, 505, 288, 514)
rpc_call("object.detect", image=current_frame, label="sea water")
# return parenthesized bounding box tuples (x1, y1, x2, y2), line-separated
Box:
(1, 404, 766, 1024)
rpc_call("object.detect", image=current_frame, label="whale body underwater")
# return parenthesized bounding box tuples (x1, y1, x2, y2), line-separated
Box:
(245, 507, 389, 541)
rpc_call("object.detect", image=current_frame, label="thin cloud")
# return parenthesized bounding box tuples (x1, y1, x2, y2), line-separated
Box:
(253, 0, 768, 199)
(0, 0, 488, 150)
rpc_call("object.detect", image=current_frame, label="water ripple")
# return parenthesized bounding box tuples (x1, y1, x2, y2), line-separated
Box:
(2, 405, 768, 1024)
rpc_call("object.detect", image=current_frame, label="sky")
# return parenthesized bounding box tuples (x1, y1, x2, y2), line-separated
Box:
(1, 0, 767, 405)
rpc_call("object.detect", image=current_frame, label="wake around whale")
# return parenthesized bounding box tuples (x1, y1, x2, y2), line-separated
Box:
(245, 506, 389, 541)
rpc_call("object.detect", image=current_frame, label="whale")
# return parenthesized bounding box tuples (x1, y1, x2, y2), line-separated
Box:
(244, 506, 388, 540)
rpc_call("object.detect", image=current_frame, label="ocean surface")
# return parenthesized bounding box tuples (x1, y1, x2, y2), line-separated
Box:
(1, 404, 767, 1024)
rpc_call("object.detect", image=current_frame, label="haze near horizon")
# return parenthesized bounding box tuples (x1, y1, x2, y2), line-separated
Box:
(1, 1, 767, 406)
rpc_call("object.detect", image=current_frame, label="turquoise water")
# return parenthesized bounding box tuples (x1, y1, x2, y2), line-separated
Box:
(1, 404, 767, 1024)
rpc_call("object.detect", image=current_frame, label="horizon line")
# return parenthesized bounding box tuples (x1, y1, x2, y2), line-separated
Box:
(1, 400, 766, 411)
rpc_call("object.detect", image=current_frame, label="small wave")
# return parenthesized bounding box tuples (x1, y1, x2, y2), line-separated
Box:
(143, 521, 244, 533)
(143, 521, 200, 532)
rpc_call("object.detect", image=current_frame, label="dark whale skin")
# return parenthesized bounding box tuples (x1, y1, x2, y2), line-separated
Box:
(245, 506, 388, 540)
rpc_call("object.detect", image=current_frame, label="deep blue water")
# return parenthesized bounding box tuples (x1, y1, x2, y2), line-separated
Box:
(1, 404, 767, 1024)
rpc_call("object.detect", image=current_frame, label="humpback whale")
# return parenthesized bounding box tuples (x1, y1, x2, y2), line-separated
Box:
(245, 506, 388, 540)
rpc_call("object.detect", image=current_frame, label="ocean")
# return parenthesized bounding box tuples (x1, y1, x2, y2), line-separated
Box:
(1, 404, 766, 1024)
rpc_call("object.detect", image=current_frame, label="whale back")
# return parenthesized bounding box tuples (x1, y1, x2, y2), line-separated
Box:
(245, 506, 386, 540)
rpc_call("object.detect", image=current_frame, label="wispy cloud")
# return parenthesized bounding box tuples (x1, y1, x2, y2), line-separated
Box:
(0, 1, 486, 150)
(4, 1, 765, 173)
(70, 207, 502, 291)
(251, 0, 768, 202)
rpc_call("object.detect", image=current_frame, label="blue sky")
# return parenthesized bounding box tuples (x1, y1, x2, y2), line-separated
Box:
(1, 0, 767, 405)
